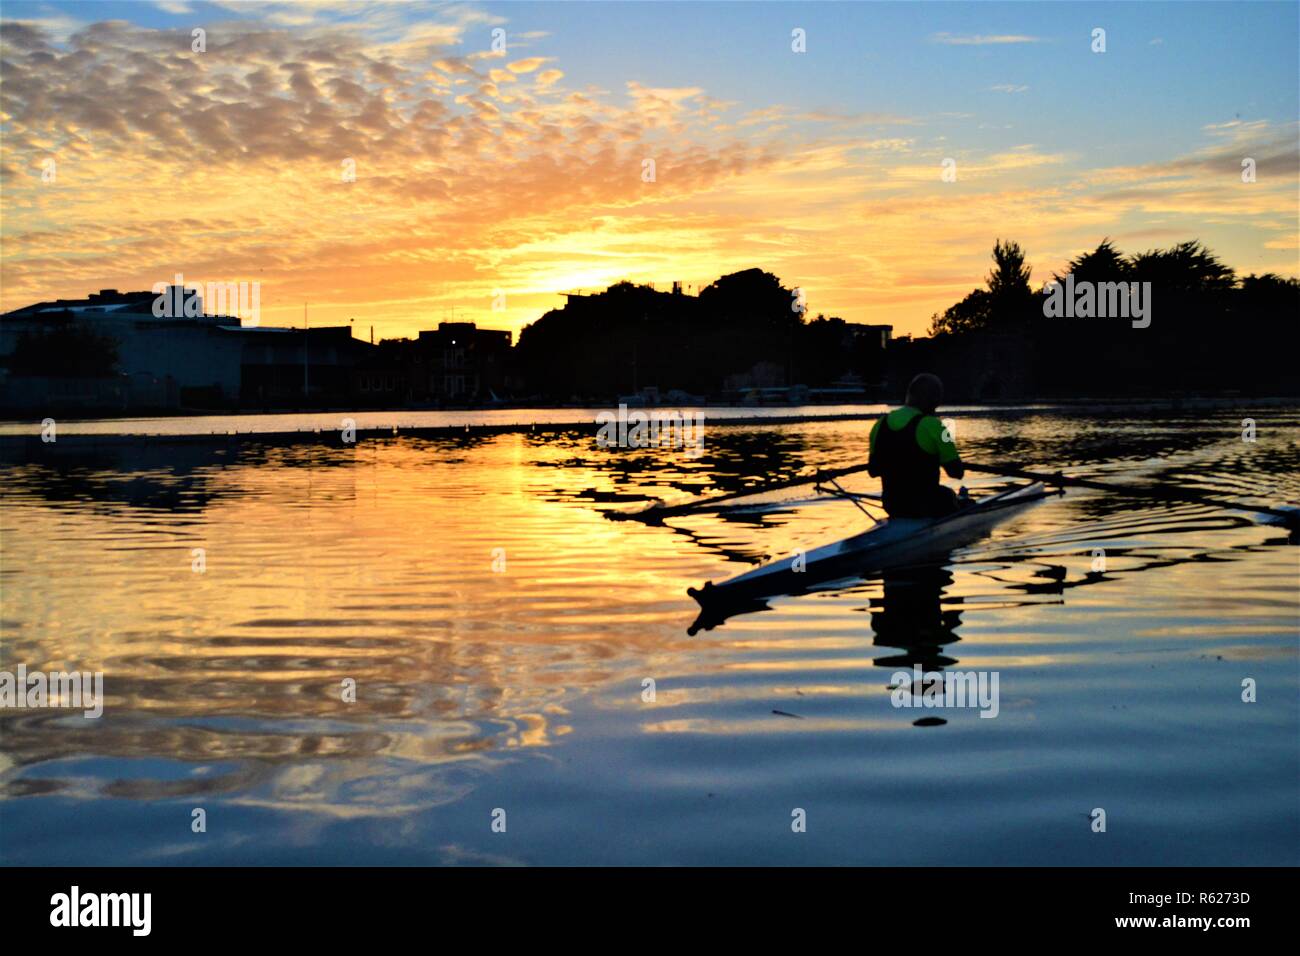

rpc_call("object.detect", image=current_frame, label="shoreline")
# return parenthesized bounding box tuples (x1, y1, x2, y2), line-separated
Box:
(3, 390, 1299, 426)
(1, 395, 1297, 453)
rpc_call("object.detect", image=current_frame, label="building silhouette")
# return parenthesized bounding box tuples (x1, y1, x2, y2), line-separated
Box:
(1, 288, 513, 411)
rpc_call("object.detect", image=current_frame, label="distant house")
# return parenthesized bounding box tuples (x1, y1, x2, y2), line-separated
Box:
(238, 325, 369, 408)
(843, 322, 892, 387)
(345, 322, 513, 407)
(0, 288, 243, 408)
(0, 288, 368, 410)
(349, 338, 413, 406)
(416, 322, 511, 402)
(847, 323, 892, 350)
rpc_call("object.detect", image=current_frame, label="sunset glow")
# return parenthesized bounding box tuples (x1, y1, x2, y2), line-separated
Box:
(2, 1, 1297, 339)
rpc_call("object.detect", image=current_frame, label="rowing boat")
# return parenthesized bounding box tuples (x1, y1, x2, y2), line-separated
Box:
(687, 482, 1053, 627)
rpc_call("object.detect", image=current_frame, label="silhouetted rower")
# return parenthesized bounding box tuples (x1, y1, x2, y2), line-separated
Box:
(867, 372, 966, 518)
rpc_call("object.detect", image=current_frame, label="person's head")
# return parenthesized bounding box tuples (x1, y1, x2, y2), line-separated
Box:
(905, 373, 944, 414)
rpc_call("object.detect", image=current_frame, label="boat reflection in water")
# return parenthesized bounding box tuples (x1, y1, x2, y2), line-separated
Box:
(691, 553, 993, 726)
(872, 566, 963, 727)
(869, 565, 961, 673)
(689, 550, 972, 724)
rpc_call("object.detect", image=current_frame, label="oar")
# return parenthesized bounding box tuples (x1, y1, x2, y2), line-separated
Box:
(604, 462, 877, 522)
(963, 461, 1300, 528)
(643, 492, 866, 518)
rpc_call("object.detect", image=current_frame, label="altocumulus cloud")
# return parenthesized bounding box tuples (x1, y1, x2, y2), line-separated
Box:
(0, 11, 777, 314)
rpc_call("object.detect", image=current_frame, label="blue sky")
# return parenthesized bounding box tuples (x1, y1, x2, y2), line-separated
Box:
(15, 2, 1297, 141)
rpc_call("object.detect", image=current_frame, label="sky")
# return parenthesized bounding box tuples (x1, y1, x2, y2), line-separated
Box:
(1, 0, 1297, 339)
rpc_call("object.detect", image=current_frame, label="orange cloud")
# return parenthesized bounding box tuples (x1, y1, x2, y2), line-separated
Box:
(0, 14, 1294, 342)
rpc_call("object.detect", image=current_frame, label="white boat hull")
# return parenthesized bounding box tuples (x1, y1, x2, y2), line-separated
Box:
(689, 483, 1050, 613)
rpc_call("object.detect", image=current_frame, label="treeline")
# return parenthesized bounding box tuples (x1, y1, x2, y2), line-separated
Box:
(929, 238, 1295, 334)
(8, 323, 120, 377)
(908, 239, 1298, 399)
(515, 268, 886, 399)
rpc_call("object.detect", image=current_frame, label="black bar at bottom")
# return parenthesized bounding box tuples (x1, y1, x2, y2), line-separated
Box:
(4, 866, 1286, 941)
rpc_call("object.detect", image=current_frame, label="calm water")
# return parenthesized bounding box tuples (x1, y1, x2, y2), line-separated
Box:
(1, 405, 1297, 865)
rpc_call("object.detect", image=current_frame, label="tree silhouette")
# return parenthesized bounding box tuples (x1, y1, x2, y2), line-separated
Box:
(9, 323, 120, 377)
(928, 288, 991, 336)
(515, 268, 807, 398)
(916, 235, 1298, 398)
(1126, 240, 1235, 320)
(929, 239, 1034, 335)
(987, 239, 1032, 298)
(1237, 272, 1300, 323)
(1055, 238, 1130, 286)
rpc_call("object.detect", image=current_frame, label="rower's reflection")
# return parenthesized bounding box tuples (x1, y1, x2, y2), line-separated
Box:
(869, 564, 962, 671)
(870, 564, 971, 728)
